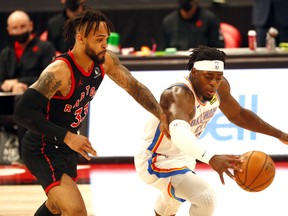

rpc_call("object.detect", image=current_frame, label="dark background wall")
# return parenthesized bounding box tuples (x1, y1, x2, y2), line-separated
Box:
(0, 0, 254, 51)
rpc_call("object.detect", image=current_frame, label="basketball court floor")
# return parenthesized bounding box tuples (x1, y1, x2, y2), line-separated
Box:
(0, 161, 288, 216)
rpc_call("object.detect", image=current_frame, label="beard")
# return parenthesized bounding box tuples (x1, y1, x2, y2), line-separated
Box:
(84, 43, 105, 64)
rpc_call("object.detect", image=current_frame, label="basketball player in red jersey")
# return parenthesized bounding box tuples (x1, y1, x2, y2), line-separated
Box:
(14, 8, 169, 216)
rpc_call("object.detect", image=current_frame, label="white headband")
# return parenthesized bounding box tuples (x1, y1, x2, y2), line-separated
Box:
(193, 60, 224, 72)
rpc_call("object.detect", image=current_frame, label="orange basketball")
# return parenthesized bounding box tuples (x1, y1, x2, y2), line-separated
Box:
(234, 151, 275, 192)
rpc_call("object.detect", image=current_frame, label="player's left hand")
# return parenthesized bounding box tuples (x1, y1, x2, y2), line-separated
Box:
(159, 113, 170, 139)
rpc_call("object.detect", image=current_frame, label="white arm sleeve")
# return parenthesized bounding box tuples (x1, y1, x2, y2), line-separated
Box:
(169, 119, 215, 164)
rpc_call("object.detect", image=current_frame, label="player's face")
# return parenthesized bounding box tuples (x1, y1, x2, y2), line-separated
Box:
(192, 70, 223, 102)
(84, 42, 106, 64)
(84, 22, 109, 64)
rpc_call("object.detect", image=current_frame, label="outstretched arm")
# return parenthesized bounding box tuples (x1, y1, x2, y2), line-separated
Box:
(160, 85, 242, 184)
(103, 50, 170, 138)
(218, 77, 288, 144)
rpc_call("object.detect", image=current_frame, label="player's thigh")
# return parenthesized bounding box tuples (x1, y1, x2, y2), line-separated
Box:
(47, 173, 86, 212)
(171, 171, 212, 201)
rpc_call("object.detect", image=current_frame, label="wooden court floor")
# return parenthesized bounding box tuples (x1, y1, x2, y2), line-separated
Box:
(1, 162, 288, 216)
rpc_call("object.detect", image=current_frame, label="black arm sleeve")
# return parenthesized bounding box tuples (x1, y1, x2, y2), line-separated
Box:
(14, 88, 68, 142)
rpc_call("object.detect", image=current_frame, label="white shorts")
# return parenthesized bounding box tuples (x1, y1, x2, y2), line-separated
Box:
(134, 150, 196, 195)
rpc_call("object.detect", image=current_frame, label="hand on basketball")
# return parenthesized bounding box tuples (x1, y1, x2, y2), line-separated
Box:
(234, 151, 275, 192)
(64, 131, 97, 160)
(209, 155, 243, 185)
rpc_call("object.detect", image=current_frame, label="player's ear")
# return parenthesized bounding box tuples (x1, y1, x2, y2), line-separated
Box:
(191, 68, 198, 78)
(76, 33, 84, 44)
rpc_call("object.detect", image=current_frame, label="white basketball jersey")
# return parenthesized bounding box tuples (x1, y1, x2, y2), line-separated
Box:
(138, 76, 221, 176)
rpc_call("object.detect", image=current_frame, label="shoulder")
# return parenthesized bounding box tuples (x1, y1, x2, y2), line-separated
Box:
(217, 76, 231, 97)
(102, 50, 120, 72)
(52, 56, 71, 69)
(160, 84, 195, 112)
(42, 58, 71, 80)
(161, 85, 194, 102)
(31, 59, 71, 98)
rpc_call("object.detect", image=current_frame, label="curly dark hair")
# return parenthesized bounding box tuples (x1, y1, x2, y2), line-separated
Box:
(63, 7, 114, 49)
(186, 45, 227, 71)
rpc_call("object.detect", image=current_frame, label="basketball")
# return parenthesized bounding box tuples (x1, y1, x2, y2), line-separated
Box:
(234, 151, 275, 192)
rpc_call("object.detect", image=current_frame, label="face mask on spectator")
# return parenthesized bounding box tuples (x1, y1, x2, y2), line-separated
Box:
(11, 31, 30, 44)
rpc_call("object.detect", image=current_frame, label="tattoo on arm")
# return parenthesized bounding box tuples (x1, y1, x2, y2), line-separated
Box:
(36, 72, 62, 100)
(109, 56, 162, 118)
(129, 79, 162, 119)
(65, 78, 71, 97)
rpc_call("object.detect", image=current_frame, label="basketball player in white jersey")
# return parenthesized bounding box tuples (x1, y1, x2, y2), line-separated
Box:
(135, 45, 288, 216)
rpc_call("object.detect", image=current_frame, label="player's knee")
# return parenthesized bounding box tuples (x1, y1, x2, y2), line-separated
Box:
(188, 188, 217, 216)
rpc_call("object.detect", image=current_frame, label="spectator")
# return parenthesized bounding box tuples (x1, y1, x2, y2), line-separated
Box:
(158, 0, 224, 51)
(47, 0, 87, 53)
(0, 10, 55, 165)
(252, 0, 288, 47)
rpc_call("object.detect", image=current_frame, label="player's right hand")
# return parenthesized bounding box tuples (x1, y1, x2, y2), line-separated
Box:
(209, 155, 243, 185)
(64, 131, 97, 160)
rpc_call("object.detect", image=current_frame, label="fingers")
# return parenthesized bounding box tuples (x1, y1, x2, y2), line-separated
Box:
(159, 114, 171, 140)
(80, 140, 98, 161)
(226, 154, 243, 162)
(232, 165, 242, 173)
(67, 134, 98, 160)
(80, 147, 98, 161)
(80, 151, 91, 160)
(225, 161, 242, 173)
(160, 123, 171, 140)
(218, 167, 236, 185)
(225, 155, 243, 173)
(160, 124, 171, 139)
(219, 173, 225, 185)
(83, 144, 97, 157)
(225, 170, 235, 180)
(213, 155, 244, 184)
